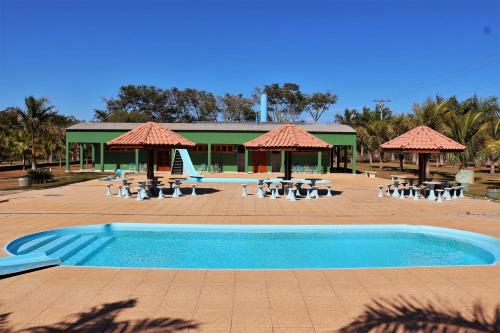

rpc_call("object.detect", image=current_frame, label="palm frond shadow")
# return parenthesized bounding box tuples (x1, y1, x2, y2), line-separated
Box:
(0, 299, 197, 333)
(338, 296, 499, 333)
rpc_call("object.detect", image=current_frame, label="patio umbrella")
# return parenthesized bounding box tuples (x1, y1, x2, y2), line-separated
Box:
(106, 122, 195, 180)
(380, 125, 465, 185)
(244, 123, 332, 180)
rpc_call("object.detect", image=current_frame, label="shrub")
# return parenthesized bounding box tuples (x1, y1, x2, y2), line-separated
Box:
(26, 168, 54, 184)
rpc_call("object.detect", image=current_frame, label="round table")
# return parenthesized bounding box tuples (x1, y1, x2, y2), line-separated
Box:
(423, 181, 441, 200)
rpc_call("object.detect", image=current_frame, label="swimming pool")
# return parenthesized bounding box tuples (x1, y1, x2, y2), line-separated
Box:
(185, 177, 331, 184)
(5, 224, 499, 269)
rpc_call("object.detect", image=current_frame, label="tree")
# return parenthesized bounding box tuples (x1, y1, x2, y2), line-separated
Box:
(218, 93, 256, 121)
(445, 110, 486, 168)
(254, 83, 307, 122)
(412, 97, 449, 131)
(10, 96, 56, 170)
(304, 92, 337, 123)
(366, 120, 395, 169)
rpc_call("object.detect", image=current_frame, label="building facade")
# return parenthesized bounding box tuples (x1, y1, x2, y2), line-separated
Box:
(66, 122, 357, 174)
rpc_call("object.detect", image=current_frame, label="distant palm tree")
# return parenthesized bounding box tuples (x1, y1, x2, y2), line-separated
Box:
(12, 97, 56, 170)
(445, 111, 486, 168)
(366, 120, 394, 169)
(413, 98, 449, 131)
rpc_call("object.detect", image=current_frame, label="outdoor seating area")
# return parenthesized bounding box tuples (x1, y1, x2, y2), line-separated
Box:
(378, 178, 466, 202)
(242, 178, 333, 201)
(104, 176, 198, 200)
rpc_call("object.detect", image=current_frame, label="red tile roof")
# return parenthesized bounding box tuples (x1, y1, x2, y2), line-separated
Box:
(106, 122, 195, 149)
(244, 123, 333, 151)
(380, 126, 465, 152)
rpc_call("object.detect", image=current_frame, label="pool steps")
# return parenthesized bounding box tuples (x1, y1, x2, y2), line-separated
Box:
(1, 233, 116, 275)
(66, 236, 116, 266)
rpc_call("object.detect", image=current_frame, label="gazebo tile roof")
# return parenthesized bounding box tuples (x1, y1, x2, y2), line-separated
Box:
(380, 126, 465, 152)
(244, 123, 332, 151)
(106, 122, 195, 148)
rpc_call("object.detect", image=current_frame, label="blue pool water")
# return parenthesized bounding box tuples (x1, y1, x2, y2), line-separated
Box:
(6, 224, 499, 269)
(185, 177, 331, 184)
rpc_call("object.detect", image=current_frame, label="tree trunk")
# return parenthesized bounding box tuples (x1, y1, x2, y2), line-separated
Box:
(379, 151, 384, 170)
(439, 153, 444, 165)
(390, 152, 395, 161)
(412, 153, 417, 163)
(22, 154, 26, 170)
(49, 148, 53, 163)
(59, 155, 62, 167)
(491, 162, 496, 174)
(360, 145, 364, 160)
(369, 152, 373, 165)
(31, 138, 37, 170)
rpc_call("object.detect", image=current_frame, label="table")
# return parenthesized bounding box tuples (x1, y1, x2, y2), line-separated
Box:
(305, 178, 322, 198)
(169, 177, 186, 197)
(280, 180, 296, 200)
(423, 181, 441, 201)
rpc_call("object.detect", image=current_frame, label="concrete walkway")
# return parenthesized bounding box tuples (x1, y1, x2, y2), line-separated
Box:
(0, 173, 498, 332)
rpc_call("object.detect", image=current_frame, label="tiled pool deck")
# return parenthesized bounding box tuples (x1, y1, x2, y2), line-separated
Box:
(0, 173, 498, 332)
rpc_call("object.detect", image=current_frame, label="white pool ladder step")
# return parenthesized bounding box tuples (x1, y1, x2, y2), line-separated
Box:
(17, 234, 60, 255)
(39, 235, 82, 255)
(49, 235, 99, 261)
(68, 236, 116, 266)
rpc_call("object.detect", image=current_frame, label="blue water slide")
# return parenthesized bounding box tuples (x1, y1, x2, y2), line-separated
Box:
(0, 253, 60, 276)
(176, 149, 203, 178)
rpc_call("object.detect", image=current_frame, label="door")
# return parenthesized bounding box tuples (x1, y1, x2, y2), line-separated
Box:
(157, 150, 172, 171)
(237, 145, 245, 172)
(252, 151, 268, 173)
(271, 151, 281, 172)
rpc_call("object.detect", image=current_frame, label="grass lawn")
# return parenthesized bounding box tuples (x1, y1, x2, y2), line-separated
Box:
(0, 165, 107, 192)
(355, 161, 499, 198)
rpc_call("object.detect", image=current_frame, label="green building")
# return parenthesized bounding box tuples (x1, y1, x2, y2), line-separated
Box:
(66, 122, 357, 174)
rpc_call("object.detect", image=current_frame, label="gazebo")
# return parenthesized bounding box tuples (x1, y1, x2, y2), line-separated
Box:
(106, 122, 195, 180)
(244, 123, 333, 180)
(380, 125, 465, 185)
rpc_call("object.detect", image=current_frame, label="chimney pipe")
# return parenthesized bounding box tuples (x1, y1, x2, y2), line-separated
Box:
(260, 94, 268, 123)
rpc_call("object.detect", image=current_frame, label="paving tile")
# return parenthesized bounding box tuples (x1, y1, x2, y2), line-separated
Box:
(271, 309, 313, 328)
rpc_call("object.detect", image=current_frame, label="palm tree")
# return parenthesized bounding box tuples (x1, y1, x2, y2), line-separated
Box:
(12, 97, 56, 170)
(481, 118, 500, 173)
(366, 120, 394, 169)
(445, 110, 486, 169)
(413, 97, 449, 131)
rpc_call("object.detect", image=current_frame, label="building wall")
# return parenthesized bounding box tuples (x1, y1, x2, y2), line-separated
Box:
(66, 129, 357, 173)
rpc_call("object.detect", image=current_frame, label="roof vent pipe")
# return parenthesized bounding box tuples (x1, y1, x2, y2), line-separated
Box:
(260, 94, 268, 123)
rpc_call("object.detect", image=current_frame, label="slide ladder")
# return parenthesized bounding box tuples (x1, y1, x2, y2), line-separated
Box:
(175, 149, 203, 178)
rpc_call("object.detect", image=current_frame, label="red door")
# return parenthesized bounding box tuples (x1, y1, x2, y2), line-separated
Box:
(157, 150, 171, 171)
(252, 151, 268, 173)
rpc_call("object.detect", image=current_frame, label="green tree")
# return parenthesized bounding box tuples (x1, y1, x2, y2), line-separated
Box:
(304, 92, 337, 123)
(10, 97, 56, 170)
(445, 110, 486, 168)
(254, 83, 307, 122)
(218, 93, 256, 121)
(412, 97, 449, 130)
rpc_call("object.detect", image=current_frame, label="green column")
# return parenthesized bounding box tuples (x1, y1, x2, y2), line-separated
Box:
(317, 151, 322, 173)
(100, 142, 104, 172)
(280, 151, 285, 173)
(135, 149, 139, 172)
(244, 149, 249, 173)
(207, 143, 212, 170)
(351, 145, 357, 174)
(65, 141, 70, 172)
(79, 144, 84, 170)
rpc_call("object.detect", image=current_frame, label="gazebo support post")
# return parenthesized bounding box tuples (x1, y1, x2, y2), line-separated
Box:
(147, 148, 154, 180)
(284, 151, 292, 180)
(418, 153, 428, 185)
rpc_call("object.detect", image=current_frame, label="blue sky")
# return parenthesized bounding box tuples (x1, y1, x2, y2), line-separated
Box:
(1, 0, 499, 122)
